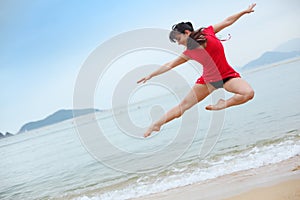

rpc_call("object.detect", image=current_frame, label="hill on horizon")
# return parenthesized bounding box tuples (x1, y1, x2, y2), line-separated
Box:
(242, 51, 300, 71)
(18, 108, 100, 134)
(273, 38, 300, 52)
(242, 38, 300, 71)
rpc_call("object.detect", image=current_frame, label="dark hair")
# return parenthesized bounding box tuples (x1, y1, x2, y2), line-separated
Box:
(169, 22, 194, 42)
(188, 28, 207, 49)
(169, 22, 207, 50)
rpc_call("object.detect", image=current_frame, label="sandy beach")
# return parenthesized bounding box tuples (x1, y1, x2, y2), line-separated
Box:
(132, 155, 300, 200)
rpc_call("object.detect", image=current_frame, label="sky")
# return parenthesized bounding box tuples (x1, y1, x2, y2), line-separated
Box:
(1, 0, 299, 134)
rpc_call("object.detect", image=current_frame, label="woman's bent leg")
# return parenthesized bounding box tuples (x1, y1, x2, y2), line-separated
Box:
(205, 78, 254, 111)
(144, 84, 213, 137)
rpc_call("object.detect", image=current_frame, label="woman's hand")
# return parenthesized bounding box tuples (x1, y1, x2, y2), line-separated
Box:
(137, 57, 187, 84)
(213, 3, 257, 33)
(244, 3, 256, 14)
(137, 75, 152, 84)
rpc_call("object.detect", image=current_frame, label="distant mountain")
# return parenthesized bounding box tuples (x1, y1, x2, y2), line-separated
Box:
(242, 51, 300, 71)
(242, 38, 300, 71)
(273, 38, 300, 52)
(18, 108, 100, 133)
(0, 132, 14, 139)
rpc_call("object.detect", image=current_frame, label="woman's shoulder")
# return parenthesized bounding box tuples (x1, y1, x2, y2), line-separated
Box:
(203, 25, 215, 34)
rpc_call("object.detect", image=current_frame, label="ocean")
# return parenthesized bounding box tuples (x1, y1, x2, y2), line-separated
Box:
(1, 60, 300, 200)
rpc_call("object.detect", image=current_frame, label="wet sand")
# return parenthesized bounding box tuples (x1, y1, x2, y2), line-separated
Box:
(132, 155, 300, 200)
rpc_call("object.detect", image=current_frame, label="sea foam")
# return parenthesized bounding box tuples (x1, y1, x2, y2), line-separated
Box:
(75, 136, 300, 200)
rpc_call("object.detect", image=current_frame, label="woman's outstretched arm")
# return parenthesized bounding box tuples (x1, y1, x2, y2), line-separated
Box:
(213, 3, 256, 33)
(137, 55, 188, 84)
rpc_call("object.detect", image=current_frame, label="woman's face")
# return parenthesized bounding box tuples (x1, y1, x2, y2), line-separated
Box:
(174, 32, 190, 47)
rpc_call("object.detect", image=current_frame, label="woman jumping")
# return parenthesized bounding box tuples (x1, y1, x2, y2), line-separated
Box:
(137, 3, 256, 138)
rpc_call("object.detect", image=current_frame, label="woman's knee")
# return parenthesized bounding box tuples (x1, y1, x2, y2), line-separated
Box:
(244, 88, 255, 101)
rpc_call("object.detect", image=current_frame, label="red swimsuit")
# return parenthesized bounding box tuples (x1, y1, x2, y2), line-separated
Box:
(183, 25, 240, 85)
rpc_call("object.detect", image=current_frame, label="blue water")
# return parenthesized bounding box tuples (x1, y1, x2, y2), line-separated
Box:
(0, 60, 300, 200)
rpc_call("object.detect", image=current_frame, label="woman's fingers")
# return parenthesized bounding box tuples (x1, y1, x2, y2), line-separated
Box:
(137, 75, 151, 84)
(137, 77, 147, 84)
(247, 3, 256, 13)
(137, 78, 144, 84)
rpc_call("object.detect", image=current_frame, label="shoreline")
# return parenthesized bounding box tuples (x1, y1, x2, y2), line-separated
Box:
(132, 155, 300, 200)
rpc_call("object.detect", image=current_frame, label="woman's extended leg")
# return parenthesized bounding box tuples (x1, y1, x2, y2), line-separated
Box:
(205, 78, 254, 110)
(144, 84, 214, 137)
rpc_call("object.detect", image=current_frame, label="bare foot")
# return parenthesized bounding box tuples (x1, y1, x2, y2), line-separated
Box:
(144, 124, 161, 138)
(205, 99, 227, 111)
